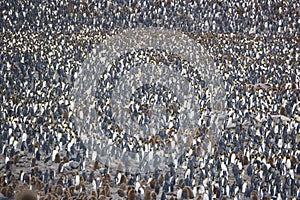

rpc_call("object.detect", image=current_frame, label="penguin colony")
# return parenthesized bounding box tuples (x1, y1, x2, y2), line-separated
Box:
(1, 0, 300, 199)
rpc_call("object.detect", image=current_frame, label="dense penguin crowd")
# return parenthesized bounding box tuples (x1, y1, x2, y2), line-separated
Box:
(1, 0, 300, 200)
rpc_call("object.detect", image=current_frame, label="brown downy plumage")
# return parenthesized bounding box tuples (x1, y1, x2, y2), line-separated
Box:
(291, 82, 297, 91)
(55, 185, 64, 196)
(127, 186, 135, 196)
(34, 179, 44, 191)
(291, 156, 297, 167)
(243, 155, 249, 165)
(90, 190, 97, 198)
(100, 184, 110, 197)
(178, 179, 185, 188)
(68, 186, 75, 197)
(102, 173, 111, 184)
(216, 101, 223, 111)
(280, 106, 287, 116)
(260, 74, 266, 83)
(49, 184, 56, 194)
(104, 184, 110, 197)
(77, 192, 87, 200)
(63, 189, 72, 199)
(150, 190, 157, 199)
(96, 188, 102, 198)
(9, 175, 18, 188)
(93, 160, 100, 170)
(120, 173, 127, 184)
(0, 185, 14, 198)
(15, 190, 37, 200)
(267, 156, 274, 165)
(143, 187, 152, 200)
(0, 176, 6, 187)
(251, 190, 258, 200)
(14, 154, 20, 165)
(140, 179, 147, 187)
(183, 186, 195, 199)
(87, 195, 97, 200)
(127, 188, 137, 200)
(196, 195, 203, 200)
(31, 158, 36, 167)
(54, 153, 60, 163)
(62, 156, 69, 163)
(149, 178, 156, 189)
(98, 195, 106, 200)
(23, 173, 30, 185)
